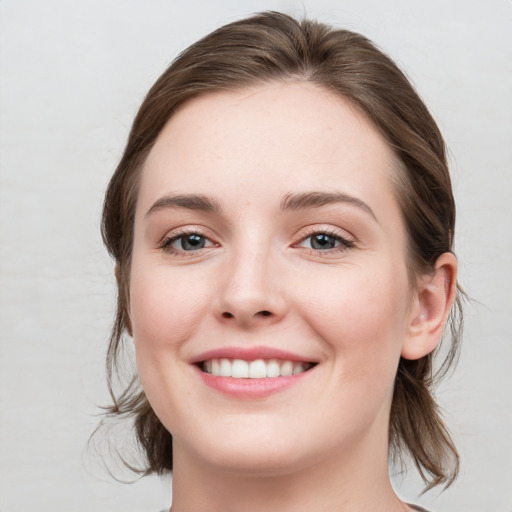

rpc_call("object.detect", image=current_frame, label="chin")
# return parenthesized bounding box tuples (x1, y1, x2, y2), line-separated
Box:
(182, 415, 352, 480)
(176, 418, 316, 476)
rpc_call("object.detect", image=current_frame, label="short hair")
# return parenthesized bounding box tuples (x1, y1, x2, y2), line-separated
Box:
(100, 11, 463, 490)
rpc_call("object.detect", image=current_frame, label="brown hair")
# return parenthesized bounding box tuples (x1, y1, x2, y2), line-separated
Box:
(100, 11, 463, 489)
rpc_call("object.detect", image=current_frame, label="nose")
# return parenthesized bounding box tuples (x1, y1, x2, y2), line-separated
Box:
(213, 246, 287, 328)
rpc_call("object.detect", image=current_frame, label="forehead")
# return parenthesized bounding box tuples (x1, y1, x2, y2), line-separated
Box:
(138, 82, 401, 218)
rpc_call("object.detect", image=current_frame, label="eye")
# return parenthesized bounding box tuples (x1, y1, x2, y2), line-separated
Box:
(298, 231, 355, 252)
(161, 231, 215, 253)
(306, 233, 340, 250)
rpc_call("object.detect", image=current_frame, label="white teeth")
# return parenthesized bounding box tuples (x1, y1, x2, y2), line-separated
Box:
(249, 359, 267, 378)
(202, 358, 313, 378)
(219, 358, 231, 377)
(266, 359, 281, 378)
(231, 359, 249, 378)
(280, 360, 293, 376)
(293, 363, 306, 375)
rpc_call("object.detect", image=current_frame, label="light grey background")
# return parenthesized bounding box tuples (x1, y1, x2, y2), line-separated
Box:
(1, 1, 511, 511)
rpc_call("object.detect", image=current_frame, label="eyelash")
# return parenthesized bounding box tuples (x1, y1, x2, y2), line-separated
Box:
(159, 228, 355, 256)
(295, 228, 355, 255)
(159, 229, 214, 255)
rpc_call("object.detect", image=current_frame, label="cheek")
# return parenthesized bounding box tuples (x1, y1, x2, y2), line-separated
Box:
(129, 263, 211, 350)
(293, 265, 410, 372)
(291, 267, 411, 435)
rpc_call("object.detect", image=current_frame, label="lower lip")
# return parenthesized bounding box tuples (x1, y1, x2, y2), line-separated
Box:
(194, 366, 312, 399)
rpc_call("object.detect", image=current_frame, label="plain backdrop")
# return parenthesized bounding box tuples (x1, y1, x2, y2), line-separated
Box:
(1, 1, 511, 511)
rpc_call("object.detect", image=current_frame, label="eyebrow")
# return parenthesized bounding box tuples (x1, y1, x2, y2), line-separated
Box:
(280, 191, 377, 221)
(146, 193, 221, 217)
(145, 191, 377, 221)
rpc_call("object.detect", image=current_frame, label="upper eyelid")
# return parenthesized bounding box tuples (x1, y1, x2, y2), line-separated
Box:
(296, 232, 354, 249)
(167, 231, 211, 243)
(159, 228, 214, 249)
(158, 224, 356, 247)
(291, 226, 358, 254)
(294, 224, 356, 242)
(161, 226, 212, 241)
(159, 231, 218, 257)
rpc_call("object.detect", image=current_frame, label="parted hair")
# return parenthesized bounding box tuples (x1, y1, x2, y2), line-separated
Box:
(100, 11, 463, 490)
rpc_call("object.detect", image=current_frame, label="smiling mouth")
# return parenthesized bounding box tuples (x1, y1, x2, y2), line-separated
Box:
(199, 358, 316, 379)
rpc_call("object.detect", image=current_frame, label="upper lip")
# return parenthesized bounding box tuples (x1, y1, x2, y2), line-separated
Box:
(190, 346, 318, 364)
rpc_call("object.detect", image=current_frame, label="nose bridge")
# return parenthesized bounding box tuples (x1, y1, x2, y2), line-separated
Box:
(215, 231, 285, 324)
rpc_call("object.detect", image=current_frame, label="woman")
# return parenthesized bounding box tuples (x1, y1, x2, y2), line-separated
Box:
(100, 11, 463, 512)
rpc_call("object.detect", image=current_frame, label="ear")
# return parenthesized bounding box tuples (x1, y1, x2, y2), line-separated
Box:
(401, 253, 458, 360)
(115, 263, 134, 337)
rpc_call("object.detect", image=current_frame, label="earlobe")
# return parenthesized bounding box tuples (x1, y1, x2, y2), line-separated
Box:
(401, 253, 458, 360)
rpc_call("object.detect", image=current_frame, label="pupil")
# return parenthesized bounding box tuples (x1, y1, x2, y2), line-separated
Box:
(181, 234, 205, 250)
(311, 234, 336, 250)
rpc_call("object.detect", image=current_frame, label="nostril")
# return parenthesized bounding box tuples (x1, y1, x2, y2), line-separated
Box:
(220, 310, 273, 320)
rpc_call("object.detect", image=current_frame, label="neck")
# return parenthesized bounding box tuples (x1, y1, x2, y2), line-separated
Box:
(169, 430, 408, 512)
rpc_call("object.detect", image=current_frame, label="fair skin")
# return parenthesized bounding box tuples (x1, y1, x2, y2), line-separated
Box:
(129, 82, 457, 512)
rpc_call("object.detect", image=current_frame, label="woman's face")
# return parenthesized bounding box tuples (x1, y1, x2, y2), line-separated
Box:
(130, 82, 417, 474)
